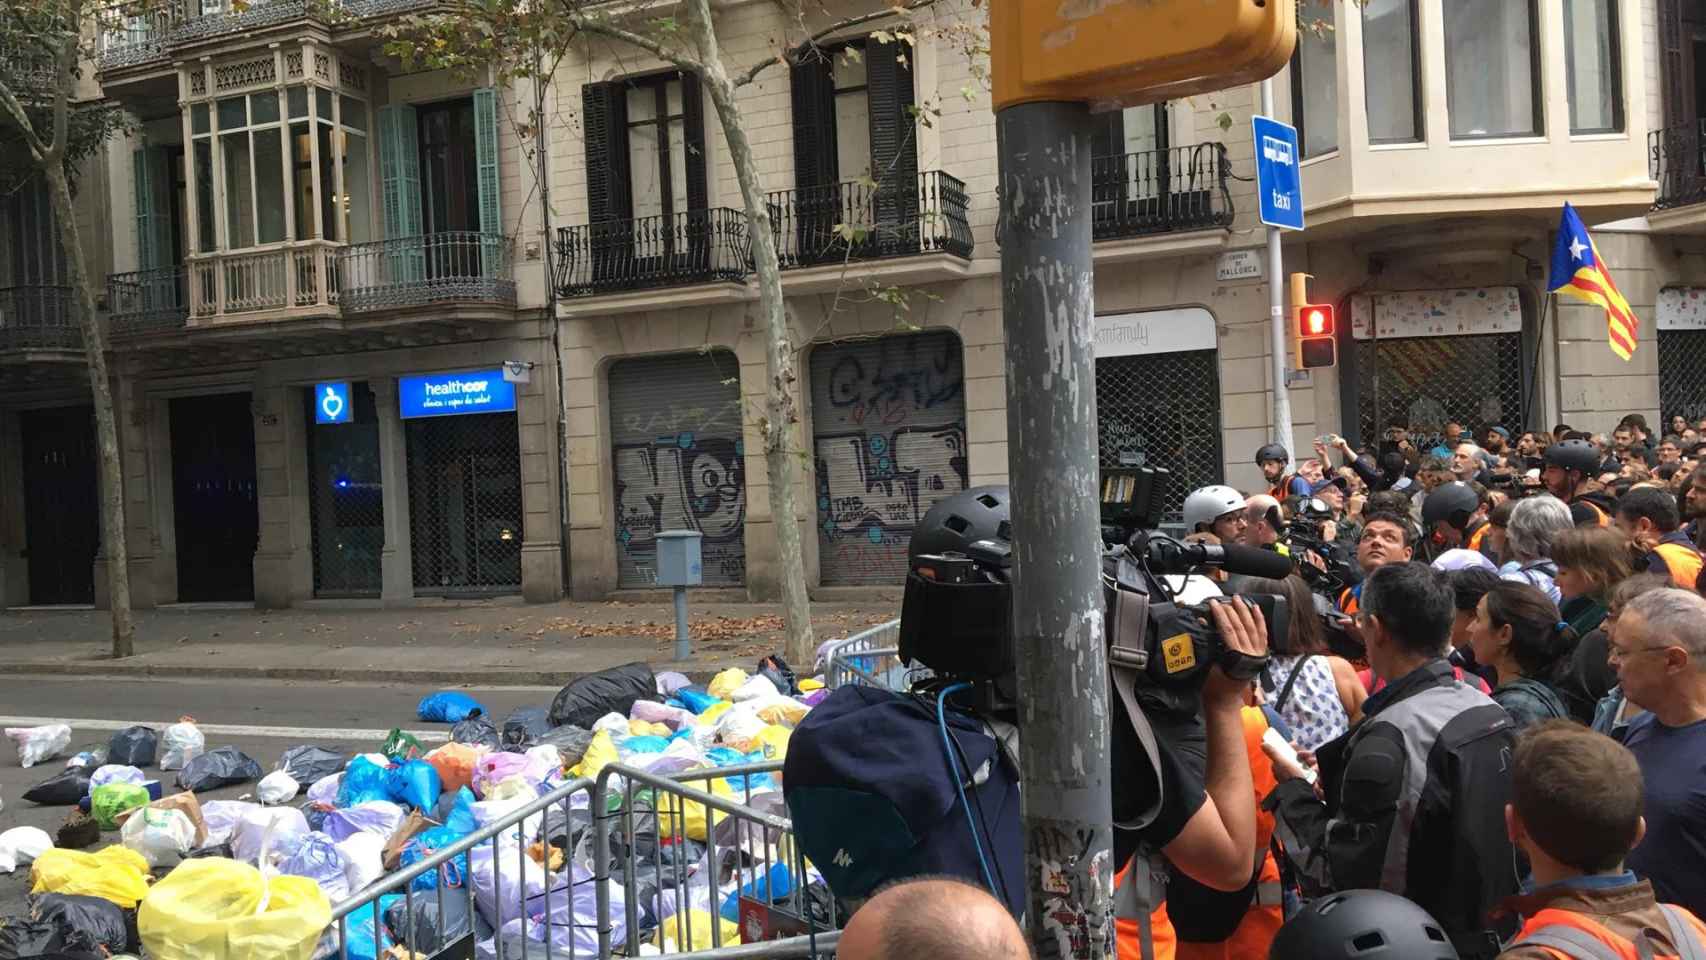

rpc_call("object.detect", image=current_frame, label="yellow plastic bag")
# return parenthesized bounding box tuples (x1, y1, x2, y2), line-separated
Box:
(798, 677, 824, 692)
(138, 857, 331, 960)
(30, 846, 151, 909)
(657, 909, 740, 951)
(706, 668, 748, 701)
(698, 701, 733, 726)
(753, 696, 809, 728)
(755, 724, 792, 762)
(627, 718, 670, 738)
(654, 776, 737, 842)
(568, 730, 618, 780)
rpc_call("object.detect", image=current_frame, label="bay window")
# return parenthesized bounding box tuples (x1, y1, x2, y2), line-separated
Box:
(1290, 6, 1338, 158)
(1444, 0, 1542, 139)
(1363, 0, 1422, 143)
(1564, 0, 1623, 134)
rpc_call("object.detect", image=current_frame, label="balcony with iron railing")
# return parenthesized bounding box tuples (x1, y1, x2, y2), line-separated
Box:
(1090, 142, 1235, 242)
(106, 265, 188, 336)
(96, 0, 437, 72)
(336, 231, 515, 313)
(0, 285, 79, 353)
(1650, 119, 1706, 212)
(767, 170, 973, 269)
(555, 208, 751, 299)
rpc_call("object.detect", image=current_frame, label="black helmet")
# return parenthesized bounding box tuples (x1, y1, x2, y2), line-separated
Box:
(1421, 481, 1480, 529)
(1256, 443, 1289, 467)
(1269, 890, 1458, 960)
(909, 485, 1011, 560)
(1543, 438, 1602, 475)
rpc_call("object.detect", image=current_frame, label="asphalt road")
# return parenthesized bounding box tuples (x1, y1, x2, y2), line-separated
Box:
(0, 675, 567, 922)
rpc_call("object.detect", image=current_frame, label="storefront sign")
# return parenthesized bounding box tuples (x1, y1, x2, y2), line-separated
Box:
(1349, 287, 1522, 340)
(1659, 287, 1706, 330)
(314, 382, 352, 425)
(1094, 308, 1218, 358)
(398, 369, 517, 419)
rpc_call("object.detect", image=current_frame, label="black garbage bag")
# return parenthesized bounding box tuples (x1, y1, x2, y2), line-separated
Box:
(276, 745, 347, 786)
(450, 715, 500, 752)
(385, 889, 475, 955)
(106, 726, 157, 767)
(757, 655, 800, 696)
(54, 812, 98, 851)
(23, 769, 91, 807)
(31, 895, 131, 956)
(0, 918, 101, 960)
(548, 662, 658, 730)
(540, 805, 594, 850)
(501, 707, 551, 751)
(184, 842, 235, 860)
(176, 746, 263, 792)
(537, 725, 595, 766)
(616, 862, 666, 932)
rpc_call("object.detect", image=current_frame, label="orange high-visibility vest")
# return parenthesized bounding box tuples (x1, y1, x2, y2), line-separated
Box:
(1468, 523, 1491, 554)
(1574, 498, 1610, 527)
(1654, 542, 1705, 592)
(1508, 903, 1706, 960)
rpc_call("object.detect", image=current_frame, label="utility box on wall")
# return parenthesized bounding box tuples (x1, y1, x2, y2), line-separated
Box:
(655, 530, 704, 587)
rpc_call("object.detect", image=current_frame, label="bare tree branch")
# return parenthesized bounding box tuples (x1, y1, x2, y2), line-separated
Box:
(731, 0, 937, 88)
(554, 0, 701, 71)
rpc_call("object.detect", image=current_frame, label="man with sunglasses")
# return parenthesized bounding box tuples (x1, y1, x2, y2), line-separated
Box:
(1610, 588, 1706, 920)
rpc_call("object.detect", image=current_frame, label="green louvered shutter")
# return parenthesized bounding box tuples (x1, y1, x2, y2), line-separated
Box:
(377, 103, 424, 283)
(473, 87, 503, 278)
(133, 148, 159, 270)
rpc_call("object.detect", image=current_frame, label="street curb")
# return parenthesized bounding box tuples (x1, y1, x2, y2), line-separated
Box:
(0, 660, 733, 687)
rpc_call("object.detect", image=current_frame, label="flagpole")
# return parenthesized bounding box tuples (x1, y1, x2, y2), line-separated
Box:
(1524, 290, 1552, 433)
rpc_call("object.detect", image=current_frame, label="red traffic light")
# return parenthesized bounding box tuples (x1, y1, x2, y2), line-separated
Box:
(1302, 306, 1332, 336)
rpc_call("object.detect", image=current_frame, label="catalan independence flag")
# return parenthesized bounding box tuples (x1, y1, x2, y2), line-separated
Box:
(1548, 202, 1639, 361)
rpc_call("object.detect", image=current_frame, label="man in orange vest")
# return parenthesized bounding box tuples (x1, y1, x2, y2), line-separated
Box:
(1613, 487, 1704, 591)
(1494, 722, 1706, 959)
(1542, 439, 1613, 528)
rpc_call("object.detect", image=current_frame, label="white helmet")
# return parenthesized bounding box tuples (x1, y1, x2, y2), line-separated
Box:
(1183, 485, 1248, 533)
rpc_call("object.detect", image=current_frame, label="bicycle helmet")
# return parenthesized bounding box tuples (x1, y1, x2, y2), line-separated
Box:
(1421, 481, 1480, 530)
(1255, 442, 1290, 467)
(908, 485, 1011, 560)
(1269, 890, 1458, 960)
(1183, 485, 1248, 533)
(1543, 438, 1603, 476)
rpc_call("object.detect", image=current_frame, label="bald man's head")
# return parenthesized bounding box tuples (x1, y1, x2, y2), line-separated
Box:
(837, 877, 1029, 960)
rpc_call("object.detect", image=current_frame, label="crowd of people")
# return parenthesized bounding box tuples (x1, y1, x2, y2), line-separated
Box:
(1141, 413, 1706, 959)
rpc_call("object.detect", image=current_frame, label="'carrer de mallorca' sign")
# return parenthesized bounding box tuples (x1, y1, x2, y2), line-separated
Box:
(398, 369, 517, 419)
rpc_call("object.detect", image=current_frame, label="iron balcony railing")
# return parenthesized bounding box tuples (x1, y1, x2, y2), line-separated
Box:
(1650, 119, 1706, 211)
(96, 0, 437, 71)
(1090, 142, 1235, 241)
(768, 170, 974, 269)
(107, 266, 188, 335)
(555, 207, 750, 298)
(336, 231, 516, 313)
(0, 284, 79, 351)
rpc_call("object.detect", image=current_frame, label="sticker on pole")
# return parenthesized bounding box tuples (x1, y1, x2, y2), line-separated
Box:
(1253, 115, 1304, 231)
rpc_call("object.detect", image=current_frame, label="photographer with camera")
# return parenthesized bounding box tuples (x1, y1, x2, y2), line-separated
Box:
(1265, 562, 1521, 959)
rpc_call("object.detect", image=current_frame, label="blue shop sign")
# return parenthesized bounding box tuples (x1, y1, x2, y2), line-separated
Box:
(398, 369, 517, 419)
(314, 381, 353, 425)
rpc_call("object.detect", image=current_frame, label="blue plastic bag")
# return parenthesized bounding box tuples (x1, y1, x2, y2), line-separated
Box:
(438, 786, 478, 835)
(706, 747, 776, 792)
(719, 863, 793, 922)
(341, 893, 401, 960)
(676, 686, 722, 714)
(417, 691, 486, 723)
(625, 736, 670, 754)
(399, 824, 470, 891)
(338, 757, 391, 808)
(385, 759, 442, 811)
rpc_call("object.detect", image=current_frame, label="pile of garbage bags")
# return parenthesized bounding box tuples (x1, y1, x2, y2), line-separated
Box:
(0, 653, 831, 959)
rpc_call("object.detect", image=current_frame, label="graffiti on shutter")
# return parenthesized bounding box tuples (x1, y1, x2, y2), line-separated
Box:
(812, 331, 968, 585)
(609, 351, 746, 587)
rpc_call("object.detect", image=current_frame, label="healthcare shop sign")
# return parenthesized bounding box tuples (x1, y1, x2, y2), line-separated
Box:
(398, 369, 517, 419)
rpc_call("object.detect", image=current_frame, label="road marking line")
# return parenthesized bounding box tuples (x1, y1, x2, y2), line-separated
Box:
(0, 715, 450, 744)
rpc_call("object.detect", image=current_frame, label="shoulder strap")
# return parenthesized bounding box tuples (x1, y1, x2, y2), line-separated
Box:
(1106, 566, 1164, 832)
(1273, 655, 1315, 715)
(1657, 905, 1706, 960)
(1518, 926, 1633, 960)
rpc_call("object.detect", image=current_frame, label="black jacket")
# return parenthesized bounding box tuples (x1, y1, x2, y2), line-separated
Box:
(1267, 660, 1520, 958)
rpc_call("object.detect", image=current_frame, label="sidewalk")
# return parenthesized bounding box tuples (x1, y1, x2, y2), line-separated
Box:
(0, 595, 901, 686)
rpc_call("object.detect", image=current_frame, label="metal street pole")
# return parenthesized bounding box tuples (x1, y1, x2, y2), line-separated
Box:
(1260, 78, 1296, 461)
(997, 100, 1115, 960)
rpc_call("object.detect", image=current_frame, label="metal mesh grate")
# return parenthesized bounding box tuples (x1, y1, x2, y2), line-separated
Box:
(305, 384, 383, 597)
(405, 411, 523, 594)
(1660, 330, 1706, 424)
(1094, 349, 1224, 524)
(1355, 333, 1526, 449)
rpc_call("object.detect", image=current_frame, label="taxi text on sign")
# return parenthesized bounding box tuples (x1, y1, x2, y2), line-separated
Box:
(991, 0, 1296, 110)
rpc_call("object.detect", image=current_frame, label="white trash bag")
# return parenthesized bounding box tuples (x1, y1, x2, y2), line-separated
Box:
(0, 826, 52, 874)
(120, 807, 197, 868)
(4, 724, 72, 768)
(257, 770, 300, 806)
(336, 832, 385, 894)
(159, 718, 206, 771)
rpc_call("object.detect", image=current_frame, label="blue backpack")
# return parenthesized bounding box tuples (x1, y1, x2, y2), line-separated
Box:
(782, 685, 1024, 915)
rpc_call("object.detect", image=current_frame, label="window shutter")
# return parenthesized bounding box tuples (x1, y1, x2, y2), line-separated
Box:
(789, 57, 837, 189)
(133, 148, 158, 271)
(865, 38, 919, 229)
(680, 71, 708, 213)
(377, 104, 424, 281)
(581, 82, 632, 224)
(472, 87, 503, 277)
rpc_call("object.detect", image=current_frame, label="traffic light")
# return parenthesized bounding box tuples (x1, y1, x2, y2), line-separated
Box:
(1289, 272, 1337, 369)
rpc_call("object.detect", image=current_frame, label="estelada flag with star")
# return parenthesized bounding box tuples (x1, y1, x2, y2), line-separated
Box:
(1548, 202, 1639, 360)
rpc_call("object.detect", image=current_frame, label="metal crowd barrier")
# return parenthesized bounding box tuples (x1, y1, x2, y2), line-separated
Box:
(817, 618, 915, 690)
(592, 761, 837, 959)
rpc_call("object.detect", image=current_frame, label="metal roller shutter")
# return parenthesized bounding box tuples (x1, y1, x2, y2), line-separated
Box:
(1659, 288, 1706, 423)
(1094, 349, 1224, 524)
(609, 350, 746, 587)
(811, 331, 968, 585)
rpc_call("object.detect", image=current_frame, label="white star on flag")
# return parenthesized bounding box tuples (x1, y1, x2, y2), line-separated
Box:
(1569, 237, 1588, 261)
